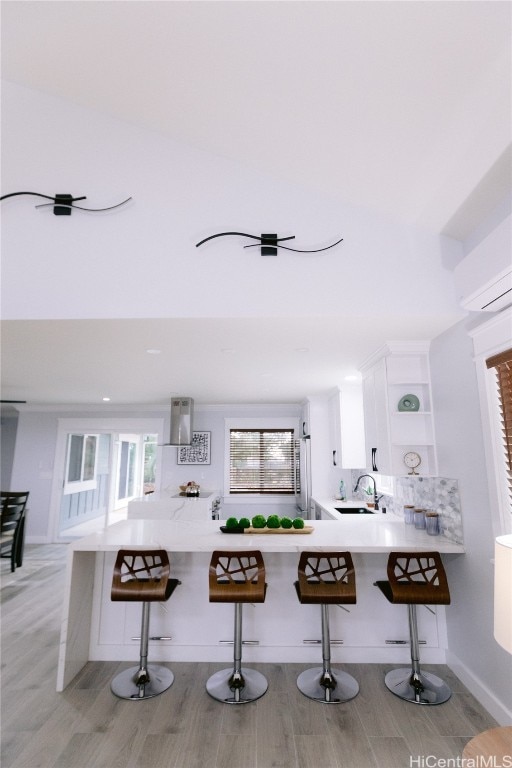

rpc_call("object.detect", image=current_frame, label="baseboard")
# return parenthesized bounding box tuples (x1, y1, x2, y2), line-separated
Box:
(447, 650, 512, 726)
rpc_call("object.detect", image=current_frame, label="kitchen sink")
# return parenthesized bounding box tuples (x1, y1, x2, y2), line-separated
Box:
(334, 507, 375, 514)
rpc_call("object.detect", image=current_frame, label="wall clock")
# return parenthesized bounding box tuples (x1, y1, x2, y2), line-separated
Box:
(403, 451, 421, 475)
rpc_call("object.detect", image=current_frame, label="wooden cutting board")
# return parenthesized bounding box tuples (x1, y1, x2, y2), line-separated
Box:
(244, 526, 314, 534)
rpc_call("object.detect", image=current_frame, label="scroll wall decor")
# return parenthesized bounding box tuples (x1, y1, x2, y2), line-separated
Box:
(196, 231, 343, 256)
(0, 191, 132, 215)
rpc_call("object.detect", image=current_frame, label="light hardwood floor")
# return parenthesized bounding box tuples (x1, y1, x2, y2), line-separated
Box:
(1, 544, 498, 768)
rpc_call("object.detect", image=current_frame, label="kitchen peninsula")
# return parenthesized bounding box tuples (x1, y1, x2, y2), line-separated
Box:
(57, 517, 464, 692)
(127, 490, 221, 520)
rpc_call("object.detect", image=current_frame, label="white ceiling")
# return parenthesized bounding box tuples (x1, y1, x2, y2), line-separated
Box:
(1, 1, 511, 407)
(1, 316, 456, 406)
(2, 0, 510, 236)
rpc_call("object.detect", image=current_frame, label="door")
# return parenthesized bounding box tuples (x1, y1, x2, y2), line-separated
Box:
(113, 434, 140, 510)
(51, 418, 164, 540)
(112, 433, 158, 510)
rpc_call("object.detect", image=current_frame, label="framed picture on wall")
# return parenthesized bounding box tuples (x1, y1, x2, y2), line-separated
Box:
(177, 431, 211, 465)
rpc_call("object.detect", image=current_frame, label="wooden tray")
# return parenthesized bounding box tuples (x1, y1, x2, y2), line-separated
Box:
(245, 526, 314, 534)
(220, 525, 314, 534)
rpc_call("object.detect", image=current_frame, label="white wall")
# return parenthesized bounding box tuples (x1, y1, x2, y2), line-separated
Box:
(0, 412, 18, 487)
(1, 81, 462, 324)
(10, 408, 166, 540)
(9, 403, 300, 541)
(430, 319, 512, 724)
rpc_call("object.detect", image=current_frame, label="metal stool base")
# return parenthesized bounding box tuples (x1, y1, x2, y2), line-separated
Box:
(206, 668, 268, 704)
(384, 668, 451, 705)
(297, 666, 359, 704)
(110, 665, 174, 700)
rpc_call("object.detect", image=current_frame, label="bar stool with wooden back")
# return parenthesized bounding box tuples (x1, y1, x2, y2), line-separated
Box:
(374, 551, 451, 705)
(294, 551, 359, 703)
(110, 549, 180, 700)
(206, 550, 267, 704)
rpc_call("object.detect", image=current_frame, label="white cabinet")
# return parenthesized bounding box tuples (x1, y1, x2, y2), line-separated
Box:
(328, 389, 343, 468)
(300, 400, 310, 438)
(360, 342, 438, 476)
(323, 556, 441, 649)
(95, 551, 442, 660)
(361, 360, 391, 473)
(327, 384, 366, 469)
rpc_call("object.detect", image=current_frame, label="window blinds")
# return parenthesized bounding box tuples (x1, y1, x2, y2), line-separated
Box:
(229, 429, 295, 494)
(486, 348, 512, 508)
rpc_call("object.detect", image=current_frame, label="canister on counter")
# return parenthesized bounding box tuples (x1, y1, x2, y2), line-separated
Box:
(425, 511, 440, 535)
(404, 505, 415, 524)
(414, 508, 426, 529)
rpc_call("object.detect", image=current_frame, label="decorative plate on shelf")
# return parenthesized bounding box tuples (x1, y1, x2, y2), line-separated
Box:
(398, 394, 420, 411)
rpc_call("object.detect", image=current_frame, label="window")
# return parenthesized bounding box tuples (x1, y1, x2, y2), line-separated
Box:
(373, 473, 395, 497)
(486, 348, 512, 513)
(63, 433, 98, 494)
(470, 308, 512, 534)
(229, 428, 295, 495)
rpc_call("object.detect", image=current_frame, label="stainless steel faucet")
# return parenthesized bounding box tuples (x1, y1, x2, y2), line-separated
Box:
(353, 474, 381, 510)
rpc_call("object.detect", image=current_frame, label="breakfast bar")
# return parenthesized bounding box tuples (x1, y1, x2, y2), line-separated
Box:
(57, 517, 464, 691)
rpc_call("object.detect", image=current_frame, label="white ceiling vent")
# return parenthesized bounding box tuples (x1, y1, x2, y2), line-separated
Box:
(454, 215, 512, 312)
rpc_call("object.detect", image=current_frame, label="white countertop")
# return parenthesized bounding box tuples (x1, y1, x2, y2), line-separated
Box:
(127, 490, 220, 520)
(70, 518, 464, 554)
(130, 489, 220, 503)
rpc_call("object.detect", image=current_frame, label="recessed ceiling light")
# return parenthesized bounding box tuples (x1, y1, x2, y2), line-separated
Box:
(344, 374, 360, 382)
(102, 397, 111, 402)
(146, 348, 161, 355)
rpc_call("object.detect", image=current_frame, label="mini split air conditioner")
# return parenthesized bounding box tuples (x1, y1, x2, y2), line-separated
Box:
(453, 214, 512, 312)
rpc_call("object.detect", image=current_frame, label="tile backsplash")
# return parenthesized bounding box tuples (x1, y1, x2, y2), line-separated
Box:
(350, 471, 463, 544)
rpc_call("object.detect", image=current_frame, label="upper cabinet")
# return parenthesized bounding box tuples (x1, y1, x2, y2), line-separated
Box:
(300, 400, 310, 438)
(359, 342, 438, 476)
(328, 383, 366, 469)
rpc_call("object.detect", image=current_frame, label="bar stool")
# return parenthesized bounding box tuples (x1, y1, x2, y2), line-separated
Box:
(374, 551, 451, 705)
(206, 550, 267, 704)
(294, 551, 359, 703)
(110, 549, 180, 700)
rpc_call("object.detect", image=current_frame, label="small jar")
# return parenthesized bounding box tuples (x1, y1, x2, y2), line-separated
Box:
(425, 511, 440, 535)
(404, 505, 415, 524)
(414, 508, 426, 529)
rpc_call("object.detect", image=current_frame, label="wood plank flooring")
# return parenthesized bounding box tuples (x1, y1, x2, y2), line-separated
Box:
(1, 544, 498, 768)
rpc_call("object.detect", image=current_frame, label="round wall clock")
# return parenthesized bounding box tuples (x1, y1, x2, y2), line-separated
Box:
(403, 451, 421, 475)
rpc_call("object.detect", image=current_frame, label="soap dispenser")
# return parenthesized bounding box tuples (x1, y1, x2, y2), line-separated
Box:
(339, 479, 346, 501)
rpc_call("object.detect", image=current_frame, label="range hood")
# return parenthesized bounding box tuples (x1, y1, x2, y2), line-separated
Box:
(166, 397, 194, 446)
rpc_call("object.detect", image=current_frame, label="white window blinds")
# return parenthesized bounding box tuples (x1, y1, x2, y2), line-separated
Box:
(229, 429, 295, 494)
(486, 348, 512, 510)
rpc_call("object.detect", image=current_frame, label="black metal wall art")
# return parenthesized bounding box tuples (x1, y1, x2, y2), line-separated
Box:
(196, 232, 343, 256)
(0, 191, 132, 215)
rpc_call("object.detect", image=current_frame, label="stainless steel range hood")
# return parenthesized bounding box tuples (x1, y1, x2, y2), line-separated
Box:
(166, 397, 194, 446)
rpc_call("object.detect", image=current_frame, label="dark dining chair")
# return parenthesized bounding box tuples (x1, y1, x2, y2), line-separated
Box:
(1, 491, 29, 572)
